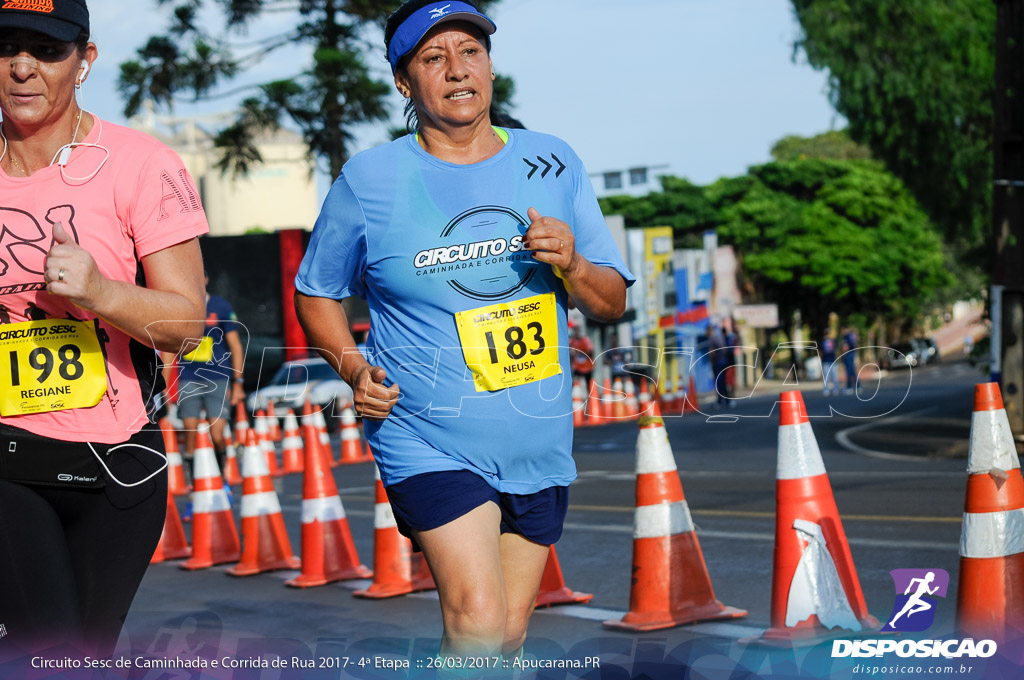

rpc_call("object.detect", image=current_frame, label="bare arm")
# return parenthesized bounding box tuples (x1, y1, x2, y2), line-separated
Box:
(44, 225, 206, 352)
(294, 292, 399, 419)
(522, 207, 627, 322)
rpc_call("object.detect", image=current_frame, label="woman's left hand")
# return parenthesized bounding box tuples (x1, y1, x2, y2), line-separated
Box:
(523, 207, 578, 276)
(44, 221, 109, 310)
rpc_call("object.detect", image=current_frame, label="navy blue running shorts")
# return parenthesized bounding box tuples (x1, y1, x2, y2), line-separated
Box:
(384, 469, 568, 552)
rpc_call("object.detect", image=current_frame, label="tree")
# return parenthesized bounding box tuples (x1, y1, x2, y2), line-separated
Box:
(709, 158, 951, 341)
(597, 149, 952, 341)
(599, 176, 720, 249)
(771, 129, 871, 162)
(791, 0, 996, 256)
(120, 0, 501, 179)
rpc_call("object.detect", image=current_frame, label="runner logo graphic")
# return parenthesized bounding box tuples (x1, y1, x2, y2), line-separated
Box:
(881, 568, 949, 632)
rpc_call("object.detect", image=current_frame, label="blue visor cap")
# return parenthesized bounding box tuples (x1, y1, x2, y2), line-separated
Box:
(388, 1, 496, 74)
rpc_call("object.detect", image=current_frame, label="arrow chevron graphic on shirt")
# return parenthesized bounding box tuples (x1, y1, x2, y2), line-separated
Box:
(536, 156, 552, 178)
(523, 157, 539, 179)
(522, 154, 568, 180)
(551, 153, 566, 177)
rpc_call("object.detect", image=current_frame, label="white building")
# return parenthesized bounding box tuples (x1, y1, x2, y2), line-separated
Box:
(130, 108, 319, 236)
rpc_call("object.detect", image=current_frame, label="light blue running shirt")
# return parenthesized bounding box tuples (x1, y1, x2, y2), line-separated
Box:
(296, 128, 634, 494)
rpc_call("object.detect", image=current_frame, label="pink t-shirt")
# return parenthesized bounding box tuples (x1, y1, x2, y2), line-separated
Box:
(0, 117, 209, 443)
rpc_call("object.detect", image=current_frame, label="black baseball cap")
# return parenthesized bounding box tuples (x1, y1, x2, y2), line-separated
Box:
(0, 0, 89, 42)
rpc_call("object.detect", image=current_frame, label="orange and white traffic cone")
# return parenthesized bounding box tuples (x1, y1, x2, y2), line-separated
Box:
(279, 409, 305, 475)
(301, 400, 332, 472)
(151, 488, 191, 563)
(638, 379, 653, 417)
(254, 409, 283, 478)
(683, 373, 699, 413)
(677, 370, 690, 412)
(600, 377, 615, 420)
(181, 423, 240, 570)
(234, 401, 249, 446)
(572, 379, 586, 428)
(612, 377, 627, 420)
(353, 465, 436, 599)
(660, 373, 676, 415)
(757, 390, 877, 643)
(222, 423, 242, 486)
(227, 429, 301, 576)
(604, 415, 746, 631)
(314, 409, 337, 466)
(160, 417, 189, 496)
(266, 400, 281, 442)
(956, 382, 1024, 642)
(338, 404, 368, 465)
(624, 379, 640, 419)
(286, 422, 372, 587)
(585, 379, 603, 427)
(534, 545, 593, 608)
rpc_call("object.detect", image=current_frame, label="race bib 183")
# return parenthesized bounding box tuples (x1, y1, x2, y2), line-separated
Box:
(455, 292, 563, 392)
(0, 319, 108, 416)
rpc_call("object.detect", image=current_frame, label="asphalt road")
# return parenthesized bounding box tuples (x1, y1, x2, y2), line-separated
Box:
(11, 359, 1019, 679)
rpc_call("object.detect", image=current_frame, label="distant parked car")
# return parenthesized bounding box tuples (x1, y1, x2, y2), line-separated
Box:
(247, 357, 353, 423)
(882, 342, 920, 370)
(913, 337, 940, 365)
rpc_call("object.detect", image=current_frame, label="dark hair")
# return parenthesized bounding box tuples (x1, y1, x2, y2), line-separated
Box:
(384, 0, 505, 135)
(74, 29, 89, 57)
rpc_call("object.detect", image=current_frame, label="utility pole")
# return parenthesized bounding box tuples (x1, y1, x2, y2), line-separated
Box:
(993, 0, 1024, 445)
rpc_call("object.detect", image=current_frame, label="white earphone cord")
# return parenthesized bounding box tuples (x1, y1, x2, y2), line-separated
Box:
(88, 441, 168, 488)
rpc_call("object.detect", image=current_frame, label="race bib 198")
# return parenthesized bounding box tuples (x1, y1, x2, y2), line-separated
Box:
(455, 292, 563, 392)
(0, 319, 108, 416)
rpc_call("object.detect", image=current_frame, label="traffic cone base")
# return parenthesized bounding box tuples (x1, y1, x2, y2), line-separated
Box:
(151, 492, 192, 563)
(956, 553, 1024, 639)
(227, 513, 301, 576)
(354, 532, 434, 598)
(534, 547, 592, 608)
(603, 533, 746, 631)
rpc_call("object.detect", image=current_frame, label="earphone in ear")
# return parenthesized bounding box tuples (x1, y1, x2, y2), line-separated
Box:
(79, 60, 89, 80)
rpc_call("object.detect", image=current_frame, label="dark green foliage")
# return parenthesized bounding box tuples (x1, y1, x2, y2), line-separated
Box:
(713, 158, 951, 338)
(771, 130, 871, 162)
(599, 149, 952, 339)
(791, 0, 995, 253)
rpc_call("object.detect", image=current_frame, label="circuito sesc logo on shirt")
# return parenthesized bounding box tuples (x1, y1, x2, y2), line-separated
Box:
(413, 205, 537, 302)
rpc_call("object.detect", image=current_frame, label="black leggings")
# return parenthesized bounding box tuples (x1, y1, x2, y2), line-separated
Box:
(0, 427, 167, 658)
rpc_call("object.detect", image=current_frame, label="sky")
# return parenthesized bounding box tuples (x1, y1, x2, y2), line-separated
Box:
(84, 0, 845, 188)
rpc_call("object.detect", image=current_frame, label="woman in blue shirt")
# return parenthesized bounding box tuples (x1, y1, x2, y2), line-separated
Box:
(295, 0, 632, 661)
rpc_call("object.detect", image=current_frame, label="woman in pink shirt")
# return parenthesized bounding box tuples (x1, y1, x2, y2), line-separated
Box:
(0, 0, 208, 658)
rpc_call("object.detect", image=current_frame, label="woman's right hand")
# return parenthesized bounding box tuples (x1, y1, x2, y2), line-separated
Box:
(351, 364, 400, 420)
